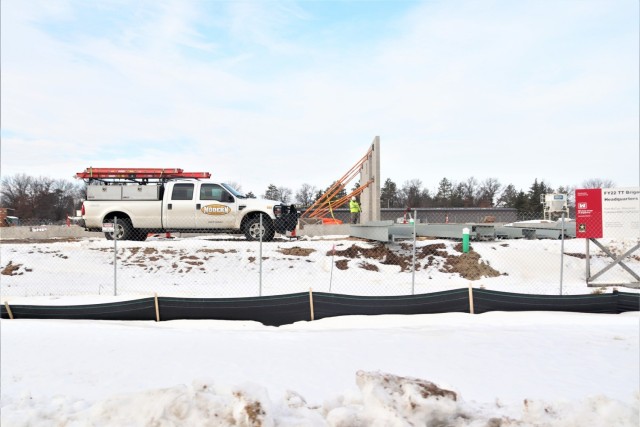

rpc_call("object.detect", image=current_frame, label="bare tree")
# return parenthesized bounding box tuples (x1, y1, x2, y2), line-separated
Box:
(0, 174, 33, 217)
(277, 187, 293, 204)
(0, 174, 82, 221)
(461, 177, 479, 207)
(477, 178, 502, 207)
(581, 178, 615, 188)
(295, 183, 317, 207)
(401, 179, 429, 208)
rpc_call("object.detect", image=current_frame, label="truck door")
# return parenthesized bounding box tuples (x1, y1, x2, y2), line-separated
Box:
(164, 183, 197, 229)
(196, 183, 237, 229)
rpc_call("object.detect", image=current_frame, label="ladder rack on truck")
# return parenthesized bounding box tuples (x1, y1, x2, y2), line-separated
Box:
(76, 166, 299, 242)
(75, 167, 211, 184)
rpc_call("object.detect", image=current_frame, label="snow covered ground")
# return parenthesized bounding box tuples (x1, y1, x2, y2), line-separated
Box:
(1, 235, 639, 425)
(1, 312, 638, 426)
(1, 234, 639, 300)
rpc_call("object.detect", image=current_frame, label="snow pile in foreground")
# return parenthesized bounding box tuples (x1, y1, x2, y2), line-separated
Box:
(3, 371, 638, 426)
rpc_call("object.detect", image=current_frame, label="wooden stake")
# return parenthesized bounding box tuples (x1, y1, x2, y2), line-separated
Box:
(4, 301, 14, 320)
(468, 283, 475, 314)
(309, 288, 315, 321)
(154, 293, 160, 322)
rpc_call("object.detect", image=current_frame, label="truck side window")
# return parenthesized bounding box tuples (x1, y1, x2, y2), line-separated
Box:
(200, 184, 226, 202)
(171, 184, 194, 200)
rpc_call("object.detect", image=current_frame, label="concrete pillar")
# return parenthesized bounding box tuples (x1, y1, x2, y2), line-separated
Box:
(360, 136, 381, 223)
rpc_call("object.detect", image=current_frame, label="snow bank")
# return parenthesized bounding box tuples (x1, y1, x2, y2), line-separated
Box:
(3, 372, 638, 426)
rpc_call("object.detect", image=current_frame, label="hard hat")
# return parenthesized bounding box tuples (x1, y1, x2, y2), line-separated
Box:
(351, 196, 356, 201)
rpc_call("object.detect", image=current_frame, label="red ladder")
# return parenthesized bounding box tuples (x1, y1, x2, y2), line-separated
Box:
(75, 167, 211, 180)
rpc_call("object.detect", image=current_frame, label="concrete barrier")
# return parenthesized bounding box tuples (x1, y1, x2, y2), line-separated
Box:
(298, 224, 351, 237)
(0, 225, 102, 240)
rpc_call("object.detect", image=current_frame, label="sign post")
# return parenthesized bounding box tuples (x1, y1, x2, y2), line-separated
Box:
(575, 188, 640, 287)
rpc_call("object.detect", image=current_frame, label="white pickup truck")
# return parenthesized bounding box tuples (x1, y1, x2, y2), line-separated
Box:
(80, 180, 298, 241)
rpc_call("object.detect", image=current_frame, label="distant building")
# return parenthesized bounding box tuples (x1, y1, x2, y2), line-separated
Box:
(0, 208, 19, 227)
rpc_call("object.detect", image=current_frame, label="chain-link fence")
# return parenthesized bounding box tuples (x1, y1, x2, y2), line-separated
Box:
(1, 213, 638, 299)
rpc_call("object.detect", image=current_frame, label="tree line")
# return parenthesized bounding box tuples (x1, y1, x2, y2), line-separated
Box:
(259, 177, 615, 216)
(0, 173, 615, 221)
(0, 174, 85, 222)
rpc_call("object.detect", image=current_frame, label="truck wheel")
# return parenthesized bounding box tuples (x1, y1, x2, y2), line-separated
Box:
(104, 218, 135, 241)
(245, 216, 275, 241)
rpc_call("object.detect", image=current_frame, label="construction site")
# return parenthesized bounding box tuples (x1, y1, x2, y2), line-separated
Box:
(0, 136, 577, 243)
(298, 136, 575, 243)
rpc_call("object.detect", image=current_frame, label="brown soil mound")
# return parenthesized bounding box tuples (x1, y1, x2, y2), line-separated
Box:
(327, 242, 503, 280)
(1, 261, 23, 276)
(335, 259, 349, 270)
(278, 247, 316, 256)
(328, 243, 414, 271)
(442, 251, 502, 281)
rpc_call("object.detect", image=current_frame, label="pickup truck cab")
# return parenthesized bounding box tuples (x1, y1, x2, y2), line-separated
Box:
(81, 180, 298, 241)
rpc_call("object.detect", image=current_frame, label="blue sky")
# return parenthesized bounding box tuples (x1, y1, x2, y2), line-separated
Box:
(1, 0, 638, 197)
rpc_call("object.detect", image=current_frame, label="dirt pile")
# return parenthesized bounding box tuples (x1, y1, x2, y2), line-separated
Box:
(277, 247, 315, 256)
(327, 242, 503, 280)
(1, 261, 24, 276)
(327, 243, 414, 271)
(443, 251, 502, 280)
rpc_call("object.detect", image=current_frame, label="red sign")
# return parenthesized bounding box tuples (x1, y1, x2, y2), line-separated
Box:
(575, 189, 603, 238)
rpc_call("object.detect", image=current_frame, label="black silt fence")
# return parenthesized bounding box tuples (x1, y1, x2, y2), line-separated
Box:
(471, 289, 620, 314)
(311, 289, 470, 320)
(157, 293, 311, 327)
(0, 298, 156, 321)
(616, 291, 640, 313)
(1, 291, 638, 325)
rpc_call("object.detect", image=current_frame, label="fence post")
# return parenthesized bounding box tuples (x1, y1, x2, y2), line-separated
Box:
(329, 244, 335, 293)
(114, 216, 118, 297)
(411, 212, 416, 295)
(309, 287, 315, 321)
(559, 212, 565, 295)
(468, 283, 475, 314)
(154, 293, 160, 322)
(259, 214, 263, 297)
(4, 301, 14, 319)
(585, 239, 591, 281)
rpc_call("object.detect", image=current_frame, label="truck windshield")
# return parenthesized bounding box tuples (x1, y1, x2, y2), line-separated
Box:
(221, 183, 246, 199)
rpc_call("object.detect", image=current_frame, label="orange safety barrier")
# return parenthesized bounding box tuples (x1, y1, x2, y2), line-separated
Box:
(321, 218, 343, 225)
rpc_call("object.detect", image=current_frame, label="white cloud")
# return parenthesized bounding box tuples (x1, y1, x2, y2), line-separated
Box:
(1, 0, 638, 194)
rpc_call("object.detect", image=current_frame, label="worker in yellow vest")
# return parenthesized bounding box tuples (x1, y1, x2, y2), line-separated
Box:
(349, 196, 361, 224)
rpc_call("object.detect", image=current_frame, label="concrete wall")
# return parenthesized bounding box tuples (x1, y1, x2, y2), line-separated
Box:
(297, 223, 351, 237)
(0, 225, 102, 240)
(360, 136, 381, 223)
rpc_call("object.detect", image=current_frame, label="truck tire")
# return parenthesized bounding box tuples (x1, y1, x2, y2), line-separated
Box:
(244, 216, 275, 241)
(104, 218, 135, 241)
